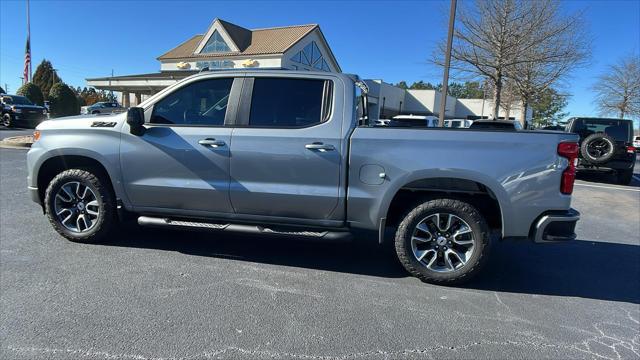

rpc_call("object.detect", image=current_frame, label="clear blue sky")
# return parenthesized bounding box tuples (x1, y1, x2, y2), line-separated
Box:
(1, 0, 639, 121)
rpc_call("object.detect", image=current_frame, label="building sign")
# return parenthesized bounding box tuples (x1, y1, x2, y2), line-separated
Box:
(195, 60, 235, 70)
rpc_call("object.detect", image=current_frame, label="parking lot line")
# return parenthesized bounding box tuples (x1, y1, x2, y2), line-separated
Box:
(574, 182, 640, 192)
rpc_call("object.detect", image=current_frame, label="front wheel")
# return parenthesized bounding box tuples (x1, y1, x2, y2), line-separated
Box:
(1, 114, 12, 127)
(44, 169, 116, 243)
(395, 198, 490, 285)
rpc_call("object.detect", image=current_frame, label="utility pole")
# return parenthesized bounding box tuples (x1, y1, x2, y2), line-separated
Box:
(438, 0, 457, 127)
(4, 84, 8, 93)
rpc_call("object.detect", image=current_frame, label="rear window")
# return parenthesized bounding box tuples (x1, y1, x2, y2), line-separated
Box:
(571, 119, 632, 142)
(249, 78, 328, 128)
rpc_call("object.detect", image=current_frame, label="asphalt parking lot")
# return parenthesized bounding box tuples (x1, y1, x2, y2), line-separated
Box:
(1, 133, 639, 359)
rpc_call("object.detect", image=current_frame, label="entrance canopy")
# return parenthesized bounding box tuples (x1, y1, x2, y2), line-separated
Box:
(86, 70, 197, 95)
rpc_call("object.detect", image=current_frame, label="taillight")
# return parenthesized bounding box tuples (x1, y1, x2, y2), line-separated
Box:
(626, 146, 636, 154)
(558, 142, 579, 194)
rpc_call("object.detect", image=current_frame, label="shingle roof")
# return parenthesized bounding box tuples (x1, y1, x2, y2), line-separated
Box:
(157, 22, 318, 60)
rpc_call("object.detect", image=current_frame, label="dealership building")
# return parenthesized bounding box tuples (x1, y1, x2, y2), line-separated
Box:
(87, 18, 531, 122)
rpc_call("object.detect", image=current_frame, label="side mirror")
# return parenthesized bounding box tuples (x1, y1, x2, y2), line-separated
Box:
(126, 107, 146, 136)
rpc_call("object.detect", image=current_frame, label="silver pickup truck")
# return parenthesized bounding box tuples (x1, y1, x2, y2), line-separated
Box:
(27, 70, 580, 284)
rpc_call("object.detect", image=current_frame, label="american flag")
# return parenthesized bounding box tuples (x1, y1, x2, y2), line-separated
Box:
(24, 37, 30, 83)
(23, 0, 31, 83)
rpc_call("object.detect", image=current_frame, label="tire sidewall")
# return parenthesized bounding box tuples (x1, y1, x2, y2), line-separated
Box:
(395, 199, 490, 284)
(44, 169, 113, 242)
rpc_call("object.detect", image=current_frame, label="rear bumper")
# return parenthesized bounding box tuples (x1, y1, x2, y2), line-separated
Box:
(531, 209, 580, 243)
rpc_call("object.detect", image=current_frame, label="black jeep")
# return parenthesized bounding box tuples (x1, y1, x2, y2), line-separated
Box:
(566, 117, 636, 185)
(1, 94, 47, 128)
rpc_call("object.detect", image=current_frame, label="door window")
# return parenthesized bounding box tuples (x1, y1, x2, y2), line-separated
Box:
(151, 78, 233, 126)
(248, 78, 329, 128)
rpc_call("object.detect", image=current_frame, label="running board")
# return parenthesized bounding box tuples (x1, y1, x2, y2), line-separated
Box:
(137, 216, 352, 242)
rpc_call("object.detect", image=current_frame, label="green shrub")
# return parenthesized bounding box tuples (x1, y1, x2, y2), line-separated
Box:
(16, 82, 45, 106)
(48, 83, 79, 117)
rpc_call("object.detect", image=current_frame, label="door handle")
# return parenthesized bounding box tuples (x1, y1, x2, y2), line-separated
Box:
(305, 142, 335, 151)
(198, 138, 226, 147)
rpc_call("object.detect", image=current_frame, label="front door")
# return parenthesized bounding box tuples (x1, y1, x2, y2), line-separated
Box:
(229, 76, 343, 220)
(120, 77, 239, 215)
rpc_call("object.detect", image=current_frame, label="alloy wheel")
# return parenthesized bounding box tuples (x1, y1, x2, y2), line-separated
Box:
(410, 213, 476, 272)
(53, 181, 100, 233)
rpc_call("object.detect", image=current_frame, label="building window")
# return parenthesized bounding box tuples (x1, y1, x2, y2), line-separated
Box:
(289, 41, 331, 71)
(202, 30, 231, 53)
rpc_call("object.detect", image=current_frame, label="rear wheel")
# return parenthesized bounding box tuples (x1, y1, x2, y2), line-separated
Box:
(395, 198, 490, 285)
(44, 169, 116, 243)
(616, 169, 634, 185)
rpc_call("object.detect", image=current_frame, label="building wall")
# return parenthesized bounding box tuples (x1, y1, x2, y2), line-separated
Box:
(456, 98, 532, 122)
(160, 56, 282, 71)
(281, 30, 340, 72)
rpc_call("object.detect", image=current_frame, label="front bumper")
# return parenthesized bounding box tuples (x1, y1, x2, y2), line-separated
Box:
(531, 209, 580, 243)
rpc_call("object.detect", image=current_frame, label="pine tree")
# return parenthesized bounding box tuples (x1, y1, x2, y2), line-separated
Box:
(32, 59, 62, 100)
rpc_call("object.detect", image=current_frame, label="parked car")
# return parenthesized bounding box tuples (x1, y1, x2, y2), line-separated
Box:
(81, 101, 124, 115)
(445, 119, 474, 128)
(565, 117, 636, 184)
(1, 94, 47, 128)
(28, 70, 580, 285)
(390, 114, 440, 127)
(633, 135, 640, 149)
(469, 119, 522, 131)
(541, 125, 565, 131)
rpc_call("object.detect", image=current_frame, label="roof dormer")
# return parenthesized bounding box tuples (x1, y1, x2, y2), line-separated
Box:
(193, 18, 251, 54)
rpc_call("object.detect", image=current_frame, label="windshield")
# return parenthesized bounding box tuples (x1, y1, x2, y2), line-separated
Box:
(3, 95, 33, 105)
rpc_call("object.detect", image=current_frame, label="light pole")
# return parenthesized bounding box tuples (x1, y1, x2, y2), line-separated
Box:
(438, 0, 457, 127)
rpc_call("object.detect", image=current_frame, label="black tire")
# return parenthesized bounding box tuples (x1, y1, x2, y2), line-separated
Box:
(1, 114, 12, 127)
(395, 198, 490, 285)
(616, 169, 634, 185)
(581, 133, 616, 164)
(44, 168, 116, 243)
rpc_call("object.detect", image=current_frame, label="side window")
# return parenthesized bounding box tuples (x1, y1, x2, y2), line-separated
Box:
(150, 78, 233, 126)
(249, 78, 328, 128)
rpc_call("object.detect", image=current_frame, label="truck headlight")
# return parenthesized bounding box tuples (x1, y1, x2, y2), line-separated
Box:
(13, 108, 22, 113)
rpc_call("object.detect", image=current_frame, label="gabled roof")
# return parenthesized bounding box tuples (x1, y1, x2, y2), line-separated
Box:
(157, 20, 318, 60)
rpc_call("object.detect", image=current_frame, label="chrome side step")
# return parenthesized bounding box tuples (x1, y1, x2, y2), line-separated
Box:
(137, 216, 352, 241)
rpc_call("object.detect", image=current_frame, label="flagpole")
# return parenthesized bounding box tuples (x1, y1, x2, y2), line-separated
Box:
(27, 0, 31, 80)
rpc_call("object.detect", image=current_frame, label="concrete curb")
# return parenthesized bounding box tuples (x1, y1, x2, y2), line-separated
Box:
(0, 135, 33, 149)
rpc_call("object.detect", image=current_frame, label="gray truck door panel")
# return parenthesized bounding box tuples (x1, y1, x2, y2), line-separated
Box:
(120, 77, 241, 214)
(229, 76, 343, 220)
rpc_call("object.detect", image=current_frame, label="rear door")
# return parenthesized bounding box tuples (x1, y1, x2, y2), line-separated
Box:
(228, 76, 343, 221)
(120, 77, 241, 215)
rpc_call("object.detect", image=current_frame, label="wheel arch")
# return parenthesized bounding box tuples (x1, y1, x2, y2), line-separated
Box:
(380, 172, 510, 241)
(36, 154, 116, 206)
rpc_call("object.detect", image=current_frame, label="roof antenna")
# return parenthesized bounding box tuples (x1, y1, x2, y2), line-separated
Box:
(199, 67, 209, 73)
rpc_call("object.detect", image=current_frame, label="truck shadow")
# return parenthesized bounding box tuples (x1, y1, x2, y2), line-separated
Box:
(470, 238, 640, 304)
(105, 227, 639, 304)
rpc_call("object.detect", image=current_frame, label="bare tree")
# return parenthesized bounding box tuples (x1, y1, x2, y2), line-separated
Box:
(592, 54, 640, 119)
(437, 0, 590, 120)
(507, 3, 590, 126)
